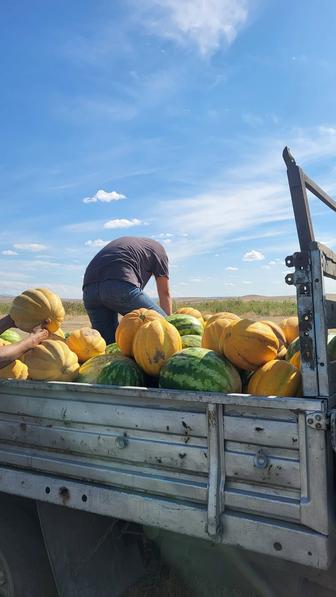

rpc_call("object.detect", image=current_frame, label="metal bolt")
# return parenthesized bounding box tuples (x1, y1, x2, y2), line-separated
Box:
(115, 436, 128, 449)
(316, 423, 322, 430)
(307, 418, 313, 425)
(316, 415, 321, 421)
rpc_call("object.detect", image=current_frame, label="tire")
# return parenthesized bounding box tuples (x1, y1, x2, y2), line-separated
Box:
(0, 499, 58, 597)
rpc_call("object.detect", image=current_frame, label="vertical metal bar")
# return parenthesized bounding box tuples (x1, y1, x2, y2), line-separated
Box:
(207, 404, 220, 538)
(283, 148, 314, 251)
(298, 413, 308, 501)
(311, 248, 330, 396)
(218, 405, 225, 514)
(292, 256, 319, 397)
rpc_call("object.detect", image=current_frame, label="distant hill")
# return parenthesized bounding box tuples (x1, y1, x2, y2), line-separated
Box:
(0, 294, 297, 304)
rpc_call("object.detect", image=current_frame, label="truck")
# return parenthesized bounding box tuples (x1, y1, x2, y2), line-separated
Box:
(1, 147, 336, 597)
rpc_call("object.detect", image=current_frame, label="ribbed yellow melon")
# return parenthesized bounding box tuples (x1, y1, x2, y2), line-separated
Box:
(0, 360, 28, 380)
(133, 319, 182, 376)
(260, 320, 287, 359)
(201, 319, 232, 353)
(205, 312, 240, 327)
(175, 307, 204, 324)
(247, 359, 301, 397)
(280, 316, 299, 345)
(66, 328, 106, 363)
(54, 328, 65, 338)
(22, 339, 79, 381)
(10, 288, 65, 333)
(116, 308, 164, 357)
(222, 319, 279, 371)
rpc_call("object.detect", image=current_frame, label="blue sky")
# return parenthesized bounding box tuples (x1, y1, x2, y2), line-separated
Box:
(2, 0, 336, 299)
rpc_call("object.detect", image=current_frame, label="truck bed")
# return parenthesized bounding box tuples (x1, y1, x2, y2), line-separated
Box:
(0, 379, 332, 569)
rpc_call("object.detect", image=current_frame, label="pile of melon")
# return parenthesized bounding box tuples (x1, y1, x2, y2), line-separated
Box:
(0, 287, 306, 397)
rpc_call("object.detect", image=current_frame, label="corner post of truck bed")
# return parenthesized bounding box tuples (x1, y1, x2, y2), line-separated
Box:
(283, 146, 314, 252)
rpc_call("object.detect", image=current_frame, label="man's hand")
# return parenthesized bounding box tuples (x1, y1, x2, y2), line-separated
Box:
(28, 325, 49, 348)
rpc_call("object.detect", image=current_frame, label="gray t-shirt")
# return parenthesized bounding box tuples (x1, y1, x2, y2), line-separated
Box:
(83, 236, 169, 290)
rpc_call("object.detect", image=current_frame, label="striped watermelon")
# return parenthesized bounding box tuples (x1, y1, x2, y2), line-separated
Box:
(328, 334, 336, 360)
(0, 329, 21, 343)
(77, 354, 120, 383)
(105, 342, 122, 355)
(181, 334, 202, 348)
(97, 355, 145, 387)
(286, 333, 336, 362)
(285, 337, 300, 361)
(166, 314, 203, 337)
(159, 347, 241, 393)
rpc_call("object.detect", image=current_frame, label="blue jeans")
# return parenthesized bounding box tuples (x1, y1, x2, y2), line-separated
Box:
(83, 280, 166, 344)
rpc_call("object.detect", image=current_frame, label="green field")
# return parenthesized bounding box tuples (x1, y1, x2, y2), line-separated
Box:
(0, 298, 297, 319)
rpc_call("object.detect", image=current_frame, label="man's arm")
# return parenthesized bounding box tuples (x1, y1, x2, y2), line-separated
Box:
(0, 326, 49, 368)
(156, 276, 172, 315)
(0, 314, 15, 335)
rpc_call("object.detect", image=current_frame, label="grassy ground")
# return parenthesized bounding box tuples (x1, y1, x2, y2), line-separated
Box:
(0, 298, 297, 320)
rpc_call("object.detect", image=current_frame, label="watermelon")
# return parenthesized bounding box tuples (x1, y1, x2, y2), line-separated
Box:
(285, 337, 300, 361)
(97, 355, 145, 387)
(181, 334, 202, 348)
(105, 342, 121, 355)
(286, 333, 336, 362)
(77, 354, 121, 383)
(159, 347, 241, 393)
(0, 329, 21, 343)
(166, 314, 203, 337)
(328, 334, 336, 360)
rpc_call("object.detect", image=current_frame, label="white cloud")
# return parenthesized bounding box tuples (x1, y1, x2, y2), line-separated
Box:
(243, 250, 265, 262)
(103, 218, 142, 229)
(83, 189, 126, 204)
(2, 250, 18, 256)
(243, 280, 252, 284)
(13, 243, 47, 252)
(226, 266, 238, 271)
(190, 278, 202, 283)
(156, 183, 291, 263)
(154, 233, 174, 238)
(85, 239, 110, 248)
(138, 0, 250, 55)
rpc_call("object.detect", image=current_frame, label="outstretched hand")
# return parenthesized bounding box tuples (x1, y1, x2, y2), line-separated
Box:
(28, 325, 49, 347)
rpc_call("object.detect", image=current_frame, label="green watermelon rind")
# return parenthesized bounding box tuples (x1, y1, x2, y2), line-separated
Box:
(97, 355, 145, 387)
(166, 314, 203, 337)
(77, 354, 120, 383)
(285, 337, 300, 361)
(0, 329, 21, 343)
(105, 342, 122, 355)
(181, 334, 202, 348)
(286, 333, 336, 362)
(159, 347, 241, 394)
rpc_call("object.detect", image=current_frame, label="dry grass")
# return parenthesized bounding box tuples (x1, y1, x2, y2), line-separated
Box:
(0, 298, 297, 321)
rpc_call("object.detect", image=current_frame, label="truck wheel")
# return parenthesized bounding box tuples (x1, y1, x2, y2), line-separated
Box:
(0, 503, 58, 597)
